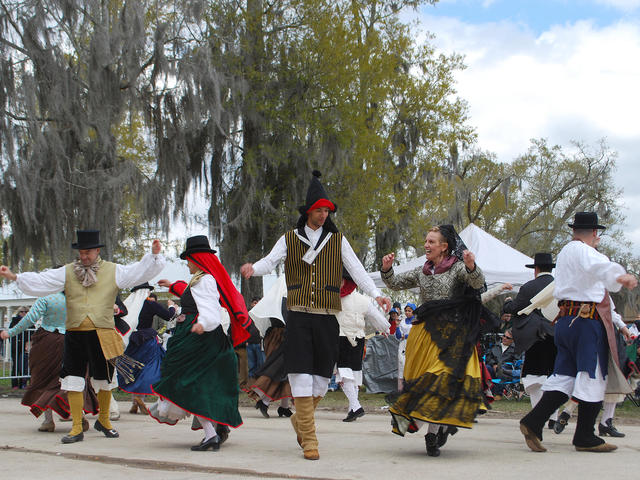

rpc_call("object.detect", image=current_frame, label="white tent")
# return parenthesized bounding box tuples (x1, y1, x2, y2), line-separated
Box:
(370, 223, 535, 288)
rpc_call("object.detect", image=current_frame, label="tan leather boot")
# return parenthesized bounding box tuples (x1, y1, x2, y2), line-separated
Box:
(295, 396, 319, 460)
(134, 396, 149, 415)
(290, 410, 303, 448)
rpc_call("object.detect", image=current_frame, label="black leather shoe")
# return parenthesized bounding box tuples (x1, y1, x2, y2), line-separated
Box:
(554, 411, 570, 434)
(277, 406, 293, 417)
(61, 432, 84, 444)
(215, 424, 230, 445)
(94, 419, 119, 438)
(598, 419, 625, 438)
(255, 400, 269, 418)
(425, 433, 441, 457)
(547, 419, 556, 430)
(343, 407, 365, 422)
(437, 425, 458, 447)
(191, 436, 220, 451)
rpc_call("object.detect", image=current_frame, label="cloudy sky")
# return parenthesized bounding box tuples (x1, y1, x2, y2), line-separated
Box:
(404, 0, 640, 254)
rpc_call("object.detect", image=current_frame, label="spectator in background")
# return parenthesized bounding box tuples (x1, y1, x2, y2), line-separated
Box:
(485, 330, 521, 398)
(247, 297, 265, 378)
(9, 306, 29, 389)
(395, 303, 416, 391)
(388, 309, 400, 336)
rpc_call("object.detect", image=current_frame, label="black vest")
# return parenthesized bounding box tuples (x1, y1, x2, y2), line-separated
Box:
(180, 287, 197, 314)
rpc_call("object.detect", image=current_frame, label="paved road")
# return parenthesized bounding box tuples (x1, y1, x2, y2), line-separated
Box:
(0, 397, 638, 479)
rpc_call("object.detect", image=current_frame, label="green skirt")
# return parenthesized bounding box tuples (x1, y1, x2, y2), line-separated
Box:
(151, 315, 242, 428)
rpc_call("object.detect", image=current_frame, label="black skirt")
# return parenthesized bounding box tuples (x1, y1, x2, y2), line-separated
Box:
(284, 311, 339, 378)
(522, 335, 557, 377)
(337, 336, 365, 372)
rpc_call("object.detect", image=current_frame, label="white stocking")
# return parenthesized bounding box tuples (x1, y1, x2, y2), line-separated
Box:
(601, 401, 616, 425)
(528, 383, 543, 408)
(342, 378, 361, 412)
(279, 397, 291, 408)
(427, 422, 440, 434)
(564, 399, 578, 415)
(200, 419, 218, 441)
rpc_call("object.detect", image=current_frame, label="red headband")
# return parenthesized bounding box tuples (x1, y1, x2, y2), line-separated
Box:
(307, 198, 336, 213)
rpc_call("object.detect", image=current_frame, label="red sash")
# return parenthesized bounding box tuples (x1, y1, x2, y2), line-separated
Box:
(170, 253, 251, 347)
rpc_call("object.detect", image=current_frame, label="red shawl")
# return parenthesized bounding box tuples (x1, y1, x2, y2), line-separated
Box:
(423, 255, 458, 276)
(340, 279, 357, 297)
(170, 252, 251, 347)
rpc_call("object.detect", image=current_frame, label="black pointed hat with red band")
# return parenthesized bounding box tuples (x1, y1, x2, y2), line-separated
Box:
(297, 170, 337, 215)
(296, 170, 339, 233)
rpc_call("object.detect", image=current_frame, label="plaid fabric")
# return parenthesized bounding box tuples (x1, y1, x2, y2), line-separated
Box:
(557, 300, 600, 320)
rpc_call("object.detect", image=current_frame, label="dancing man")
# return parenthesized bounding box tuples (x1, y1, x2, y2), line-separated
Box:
(241, 170, 390, 460)
(504, 253, 558, 427)
(519, 212, 637, 453)
(0, 230, 165, 444)
(336, 270, 390, 422)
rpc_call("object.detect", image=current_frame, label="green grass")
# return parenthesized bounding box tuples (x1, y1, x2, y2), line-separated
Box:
(3, 382, 640, 423)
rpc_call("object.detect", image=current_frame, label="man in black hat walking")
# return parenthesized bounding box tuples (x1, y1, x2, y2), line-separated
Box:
(518, 212, 637, 453)
(0, 230, 165, 444)
(241, 170, 391, 460)
(503, 253, 558, 427)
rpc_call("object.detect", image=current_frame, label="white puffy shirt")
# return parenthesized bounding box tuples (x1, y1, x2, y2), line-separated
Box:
(336, 291, 389, 346)
(190, 274, 223, 332)
(553, 240, 626, 302)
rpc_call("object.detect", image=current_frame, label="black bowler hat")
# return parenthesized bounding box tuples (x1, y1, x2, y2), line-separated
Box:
(568, 211, 606, 230)
(131, 282, 154, 292)
(525, 253, 556, 269)
(179, 235, 217, 259)
(71, 230, 105, 250)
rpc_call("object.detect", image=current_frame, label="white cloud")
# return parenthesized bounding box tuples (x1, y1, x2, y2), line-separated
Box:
(414, 15, 640, 253)
(594, 0, 640, 11)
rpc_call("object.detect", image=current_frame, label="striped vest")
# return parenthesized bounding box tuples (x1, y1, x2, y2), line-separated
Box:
(284, 229, 343, 312)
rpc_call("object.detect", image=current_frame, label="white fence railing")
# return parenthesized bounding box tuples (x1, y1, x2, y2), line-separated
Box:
(0, 328, 35, 384)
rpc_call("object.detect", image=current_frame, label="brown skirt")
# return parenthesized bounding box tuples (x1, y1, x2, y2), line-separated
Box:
(246, 327, 291, 401)
(21, 328, 99, 418)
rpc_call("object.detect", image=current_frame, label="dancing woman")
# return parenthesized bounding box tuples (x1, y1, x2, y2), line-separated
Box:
(380, 225, 485, 457)
(118, 283, 176, 414)
(244, 277, 293, 419)
(0, 292, 98, 432)
(149, 235, 250, 451)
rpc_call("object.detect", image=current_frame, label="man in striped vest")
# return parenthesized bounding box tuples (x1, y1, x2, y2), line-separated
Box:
(241, 170, 391, 460)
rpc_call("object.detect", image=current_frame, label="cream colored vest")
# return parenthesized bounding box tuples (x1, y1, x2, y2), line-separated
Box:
(64, 261, 118, 329)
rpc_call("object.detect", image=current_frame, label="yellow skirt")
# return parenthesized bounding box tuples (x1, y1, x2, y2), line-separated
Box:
(390, 325, 482, 434)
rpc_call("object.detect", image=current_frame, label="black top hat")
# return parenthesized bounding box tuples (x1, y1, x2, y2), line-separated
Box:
(568, 211, 606, 230)
(297, 170, 337, 215)
(179, 235, 217, 259)
(131, 282, 154, 293)
(71, 230, 105, 250)
(525, 253, 556, 269)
